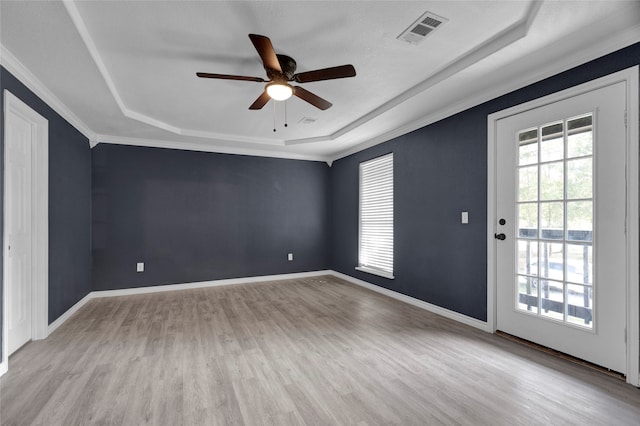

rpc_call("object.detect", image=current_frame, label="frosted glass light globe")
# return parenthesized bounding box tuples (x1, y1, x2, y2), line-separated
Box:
(267, 83, 293, 101)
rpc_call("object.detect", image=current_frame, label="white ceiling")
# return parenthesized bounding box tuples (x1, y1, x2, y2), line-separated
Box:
(1, 1, 639, 162)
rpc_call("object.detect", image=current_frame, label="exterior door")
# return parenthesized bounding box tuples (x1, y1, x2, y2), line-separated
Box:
(5, 102, 33, 355)
(495, 81, 627, 373)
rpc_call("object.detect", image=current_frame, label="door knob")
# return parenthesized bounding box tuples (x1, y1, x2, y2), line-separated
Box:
(494, 233, 506, 240)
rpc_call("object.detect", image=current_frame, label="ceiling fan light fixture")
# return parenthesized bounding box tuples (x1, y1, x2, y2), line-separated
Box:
(266, 83, 293, 101)
(198, 34, 354, 110)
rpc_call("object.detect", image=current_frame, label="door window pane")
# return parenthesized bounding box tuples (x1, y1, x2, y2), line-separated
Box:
(519, 128, 538, 166)
(541, 280, 564, 321)
(518, 275, 539, 314)
(540, 202, 563, 240)
(567, 284, 593, 327)
(517, 240, 538, 276)
(539, 242, 564, 281)
(567, 158, 592, 199)
(567, 116, 593, 158)
(541, 122, 564, 162)
(518, 166, 538, 201)
(566, 243, 592, 285)
(518, 203, 538, 238)
(540, 162, 564, 200)
(567, 201, 592, 241)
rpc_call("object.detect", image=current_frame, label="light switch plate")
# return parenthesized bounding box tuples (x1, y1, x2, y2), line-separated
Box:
(461, 211, 469, 224)
(288, 253, 293, 261)
(136, 262, 144, 272)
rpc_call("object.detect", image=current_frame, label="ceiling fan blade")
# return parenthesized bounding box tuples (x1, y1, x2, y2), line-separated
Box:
(196, 72, 265, 82)
(293, 86, 332, 110)
(293, 64, 356, 83)
(249, 91, 271, 110)
(248, 34, 282, 73)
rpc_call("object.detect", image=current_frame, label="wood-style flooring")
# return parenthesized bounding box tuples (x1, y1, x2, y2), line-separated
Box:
(1, 275, 639, 425)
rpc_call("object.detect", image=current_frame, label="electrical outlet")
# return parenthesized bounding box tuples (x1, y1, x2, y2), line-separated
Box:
(288, 253, 293, 261)
(136, 262, 144, 272)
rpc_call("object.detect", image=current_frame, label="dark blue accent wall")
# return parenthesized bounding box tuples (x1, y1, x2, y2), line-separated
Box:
(330, 42, 640, 322)
(92, 144, 330, 290)
(0, 67, 92, 361)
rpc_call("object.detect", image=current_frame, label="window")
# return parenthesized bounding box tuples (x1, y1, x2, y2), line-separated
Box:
(357, 153, 394, 279)
(516, 114, 594, 328)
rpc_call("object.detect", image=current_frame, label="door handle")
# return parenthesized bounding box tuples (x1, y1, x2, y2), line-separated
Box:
(494, 233, 506, 240)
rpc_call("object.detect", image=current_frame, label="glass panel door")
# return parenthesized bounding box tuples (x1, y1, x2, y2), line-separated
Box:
(495, 79, 628, 374)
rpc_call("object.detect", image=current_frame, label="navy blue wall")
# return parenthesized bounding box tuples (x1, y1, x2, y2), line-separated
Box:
(0, 67, 92, 360)
(92, 144, 330, 290)
(330, 42, 640, 322)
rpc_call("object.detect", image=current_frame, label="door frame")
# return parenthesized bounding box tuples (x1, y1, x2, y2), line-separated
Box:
(487, 67, 639, 386)
(1, 90, 48, 376)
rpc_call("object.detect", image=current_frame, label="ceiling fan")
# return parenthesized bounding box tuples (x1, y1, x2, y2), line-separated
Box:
(197, 34, 356, 111)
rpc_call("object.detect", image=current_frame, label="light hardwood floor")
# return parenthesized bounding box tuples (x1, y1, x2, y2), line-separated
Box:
(1, 275, 639, 425)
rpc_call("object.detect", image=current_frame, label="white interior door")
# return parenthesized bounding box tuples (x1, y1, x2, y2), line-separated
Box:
(495, 81, 627, 373)
(5, 104, 34, 355)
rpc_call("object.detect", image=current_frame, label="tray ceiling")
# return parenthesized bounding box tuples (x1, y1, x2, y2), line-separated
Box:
(1, 1, 639, 162)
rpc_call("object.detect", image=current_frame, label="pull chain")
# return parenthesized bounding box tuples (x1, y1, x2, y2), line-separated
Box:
(284, 100, 288, 127)
(271, 101, 289, 131)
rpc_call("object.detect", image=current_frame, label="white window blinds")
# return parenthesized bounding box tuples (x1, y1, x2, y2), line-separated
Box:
(358, 153, 394, 278)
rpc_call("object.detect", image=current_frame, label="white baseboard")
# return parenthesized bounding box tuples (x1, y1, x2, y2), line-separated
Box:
(91, 270, 333, 299)
(48, 292, 94, 335)
(329, 271, 491, 332)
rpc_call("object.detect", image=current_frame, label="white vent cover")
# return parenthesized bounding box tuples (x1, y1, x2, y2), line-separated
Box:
(398, 11, 448, 45)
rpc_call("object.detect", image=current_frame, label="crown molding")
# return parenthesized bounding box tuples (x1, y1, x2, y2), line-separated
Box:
(179, 128, 285, 146)
(0, 44, 97, 145)
(95, 134, 330, 163)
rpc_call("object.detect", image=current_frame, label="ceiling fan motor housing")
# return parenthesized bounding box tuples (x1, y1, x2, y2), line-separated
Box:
(273, 54, 297, 80)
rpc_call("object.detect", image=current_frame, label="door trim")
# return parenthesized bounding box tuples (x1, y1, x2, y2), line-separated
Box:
(1, 90, 48, 376)
(487, 66, 639, 386)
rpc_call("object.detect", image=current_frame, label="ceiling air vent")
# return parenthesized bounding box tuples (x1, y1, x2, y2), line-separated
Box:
(398, 11, 448, 45)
